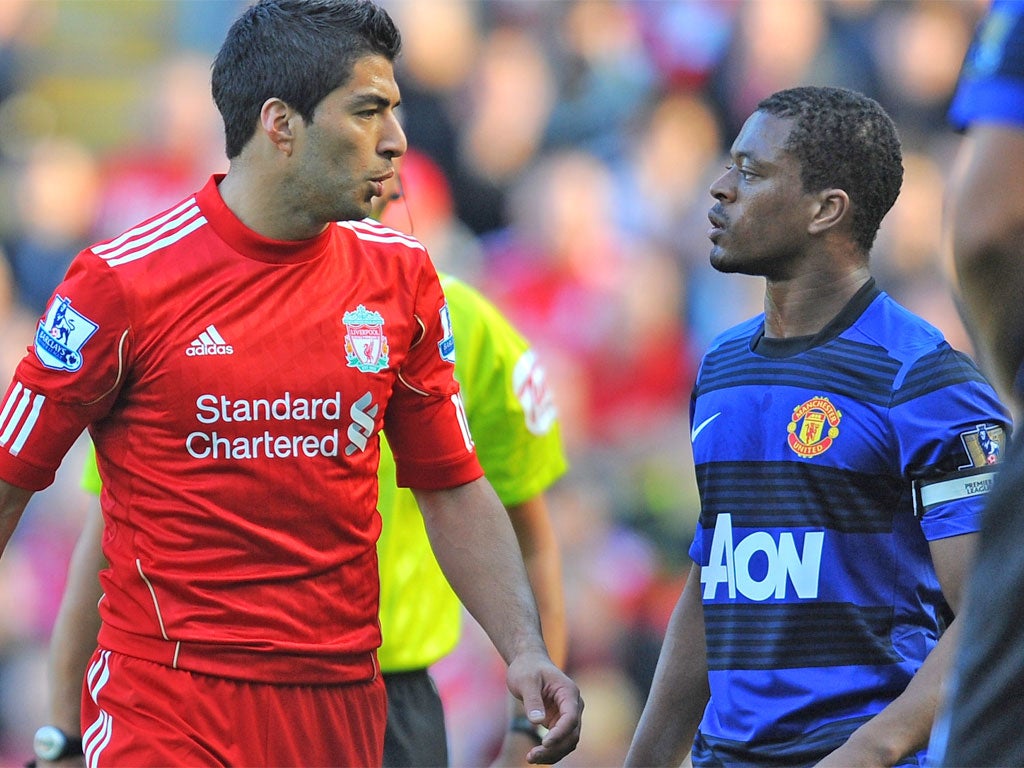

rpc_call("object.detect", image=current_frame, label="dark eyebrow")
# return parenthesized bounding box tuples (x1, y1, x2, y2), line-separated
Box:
(348, 93, 398, 111)
(733, 149, 773, 169)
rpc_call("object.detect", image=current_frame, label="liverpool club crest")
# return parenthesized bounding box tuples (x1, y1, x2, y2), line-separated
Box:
(343, 305, 390, 373)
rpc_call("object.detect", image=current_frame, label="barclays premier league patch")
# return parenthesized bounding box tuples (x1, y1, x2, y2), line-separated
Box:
(34, 295, 98, 372)
(959, 423, 1005, 467)
(437, 303, 455, 364)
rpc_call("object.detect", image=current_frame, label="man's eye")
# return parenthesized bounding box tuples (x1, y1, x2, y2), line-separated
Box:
(726, 163, 755, 180)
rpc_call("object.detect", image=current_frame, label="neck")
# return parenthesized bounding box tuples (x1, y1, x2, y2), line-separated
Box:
(218, 165, 327, 242)
(763, 265, 871, 339)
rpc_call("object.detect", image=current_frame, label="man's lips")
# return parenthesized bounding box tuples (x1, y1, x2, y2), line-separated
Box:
(370, 171, 395, 198)
(707, 211, 726, 240)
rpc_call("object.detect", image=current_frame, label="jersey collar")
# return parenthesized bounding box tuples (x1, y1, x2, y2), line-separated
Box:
(752, 278, 881, 358)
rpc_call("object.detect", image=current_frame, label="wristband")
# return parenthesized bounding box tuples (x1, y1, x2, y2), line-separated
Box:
(509, 715, 546, 745)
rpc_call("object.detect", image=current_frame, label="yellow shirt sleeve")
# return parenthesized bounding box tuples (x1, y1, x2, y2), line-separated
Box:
(81, 442, 102, 495)
(375, 274, 568, 671)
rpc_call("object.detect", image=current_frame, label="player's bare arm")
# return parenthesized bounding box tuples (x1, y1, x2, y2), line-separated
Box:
(46, 503, 105, 750)
(947, 125, 1024, 414)
(0, 478, 33, 556)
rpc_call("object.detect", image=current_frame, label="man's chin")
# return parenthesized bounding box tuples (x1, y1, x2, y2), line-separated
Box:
(709, 250, 737, 274)
(334, 202, 374, 223)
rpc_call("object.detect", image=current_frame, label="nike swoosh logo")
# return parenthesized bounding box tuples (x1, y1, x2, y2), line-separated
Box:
(691, 412, 721, 442)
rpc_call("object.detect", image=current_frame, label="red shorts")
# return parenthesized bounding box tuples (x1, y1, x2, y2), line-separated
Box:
(81, 647, 386, 767)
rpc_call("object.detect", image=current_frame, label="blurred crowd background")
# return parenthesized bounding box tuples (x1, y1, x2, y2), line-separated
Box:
(0, 0, 989, 765)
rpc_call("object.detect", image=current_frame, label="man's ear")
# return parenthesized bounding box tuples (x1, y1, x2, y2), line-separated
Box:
(808, 188, 850, 236)
(260, 98, 298, 155)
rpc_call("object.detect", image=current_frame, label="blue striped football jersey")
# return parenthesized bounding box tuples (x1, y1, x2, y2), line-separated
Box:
(686, 280, 1010, 766)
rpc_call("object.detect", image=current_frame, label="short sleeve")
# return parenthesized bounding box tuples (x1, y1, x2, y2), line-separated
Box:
(0, 254, 130, 489)
(892, 348, 1012, 541)
(383, 262, 482, 490)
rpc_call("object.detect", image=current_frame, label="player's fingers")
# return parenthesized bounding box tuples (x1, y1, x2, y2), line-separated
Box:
(526, 714, 582, 765)
(526, 681, 583, 764)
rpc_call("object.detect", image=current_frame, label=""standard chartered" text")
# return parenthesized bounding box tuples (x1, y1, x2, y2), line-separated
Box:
(188, 391, 348, 460)
(194, 391, 343, 424)
(187, 429, 340, 459)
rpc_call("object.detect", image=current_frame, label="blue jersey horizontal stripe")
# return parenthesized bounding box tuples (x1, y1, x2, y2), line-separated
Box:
(704, 602, 900, 670)
(696, 461, 901, 533)
(698, 338, 902, 404)
(893, 349, 993, 405)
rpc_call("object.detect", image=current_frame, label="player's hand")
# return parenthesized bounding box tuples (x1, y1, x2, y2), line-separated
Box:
(505, 650, 583, 765)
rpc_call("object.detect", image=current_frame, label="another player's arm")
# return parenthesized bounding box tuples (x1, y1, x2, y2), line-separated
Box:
(947, 125, 1024, 411)
(492, 493, 568, 767)
(624, 563, 709, 768)
(0, 478, 33, 556)
(414, 478, 582, 766)
(44, 500, 106, 762)
(816, 532, 978, 767)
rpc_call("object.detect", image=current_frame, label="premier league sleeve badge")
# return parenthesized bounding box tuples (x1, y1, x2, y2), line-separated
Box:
(34, 295, 99, 372)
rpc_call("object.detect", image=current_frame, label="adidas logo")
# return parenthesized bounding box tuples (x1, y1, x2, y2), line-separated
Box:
(186, 324, 234, 357)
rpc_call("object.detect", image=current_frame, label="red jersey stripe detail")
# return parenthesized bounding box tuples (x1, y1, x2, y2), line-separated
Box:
(451, 392, 474, 451)
(83, 650, 112, 768)
(93, 197, 197, 253)
(93, 200, 207, 267)
(136, 558, 171, 640)
(0, 382, 44, 456)
(341, 219, 425, 251)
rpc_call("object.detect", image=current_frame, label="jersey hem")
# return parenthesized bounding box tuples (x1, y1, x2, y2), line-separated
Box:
(98, 622, 380, 685)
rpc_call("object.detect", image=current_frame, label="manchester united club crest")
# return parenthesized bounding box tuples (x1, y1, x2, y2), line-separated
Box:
(343, 305, 390, 373)
(787, 396, 841, 458)
(34, 295, 99, 372)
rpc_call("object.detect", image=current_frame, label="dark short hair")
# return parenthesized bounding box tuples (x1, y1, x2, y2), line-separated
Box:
(212, 0, 402, 159)
(756, 86, 903, 254)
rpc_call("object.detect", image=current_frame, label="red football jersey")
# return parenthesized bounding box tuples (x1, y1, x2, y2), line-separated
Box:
(0, 176, 482, 683)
